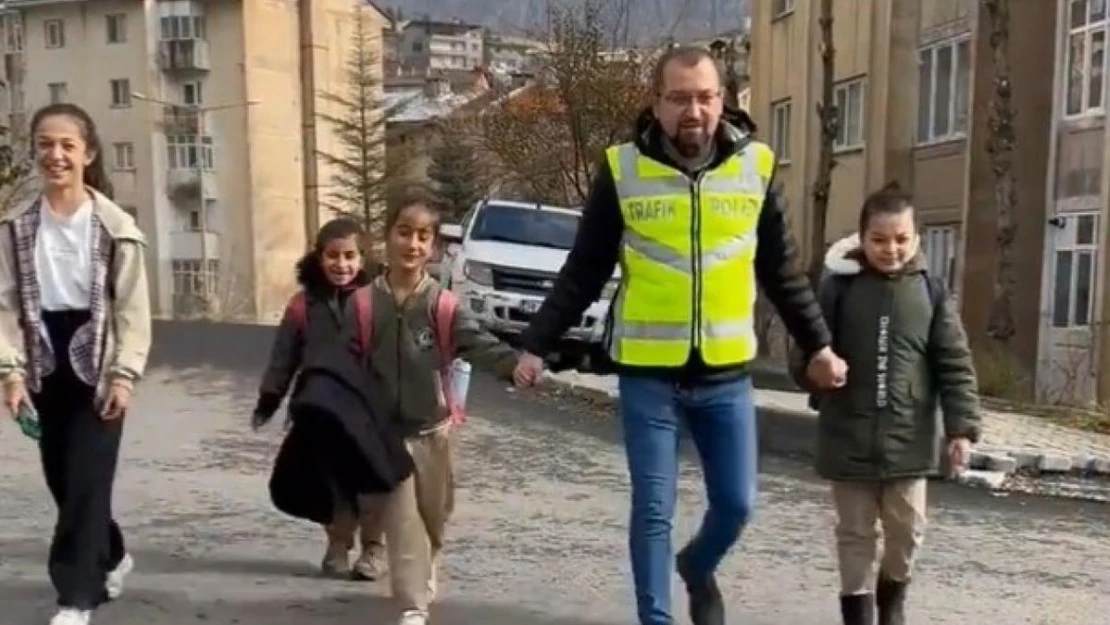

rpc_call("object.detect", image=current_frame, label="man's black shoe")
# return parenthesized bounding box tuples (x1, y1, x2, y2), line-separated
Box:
(676, 546, 725, 625)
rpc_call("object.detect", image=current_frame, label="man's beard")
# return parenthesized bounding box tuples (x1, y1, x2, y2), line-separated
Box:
(670, 125, 711, 158)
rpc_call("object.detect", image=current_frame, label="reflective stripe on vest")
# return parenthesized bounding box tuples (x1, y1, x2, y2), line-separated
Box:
(605, 140, 775, 367)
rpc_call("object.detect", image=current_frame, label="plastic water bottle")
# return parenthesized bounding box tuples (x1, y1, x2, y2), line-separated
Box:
(450, 359, 472, 410)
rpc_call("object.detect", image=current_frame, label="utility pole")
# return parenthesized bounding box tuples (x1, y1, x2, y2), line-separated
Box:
(132, 92, 260, 317)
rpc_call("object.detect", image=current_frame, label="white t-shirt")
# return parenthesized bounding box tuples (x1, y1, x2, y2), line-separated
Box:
(34, 197, 95, 311)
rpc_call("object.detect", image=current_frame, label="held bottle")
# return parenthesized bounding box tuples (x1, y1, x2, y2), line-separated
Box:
(450, 358, 471, 410)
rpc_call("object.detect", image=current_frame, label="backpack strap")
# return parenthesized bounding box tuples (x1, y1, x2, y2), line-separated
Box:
(352, 286, 374, 355)
(430, 287, 463, 424)
(287, 291, 308, 335)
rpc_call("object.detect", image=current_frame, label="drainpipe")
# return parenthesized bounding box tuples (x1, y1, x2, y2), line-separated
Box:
(298, 0, 320, 246)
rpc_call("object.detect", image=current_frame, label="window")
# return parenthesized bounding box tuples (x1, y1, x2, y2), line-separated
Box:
(917, 38, 971, 143)
(470, 203, 580, 250)
(3, 13, 24, 52)
(833, 78, 865, 150)
(106, 14, 126, 43)
(47, 82, 67, 104)
(166, 135, 214, 170)
(110, 79, 131, 107)
(770, 99, 792, 162)
(1052, 213, 1099, 327)
(1065, 0, 1109, 117)
(182, 81, 203, 105)
(172, 259, 218, 298)
(412, 42, 423, 52)
(922, 226, 958, 289)
(112, 142, 134, 170)
(773, 0, 795, 17)
(44, 19, 63, 48)
(159, 15, 206, 40)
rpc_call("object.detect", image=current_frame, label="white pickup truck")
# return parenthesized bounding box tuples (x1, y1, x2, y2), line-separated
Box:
(439, 199, 619, 354)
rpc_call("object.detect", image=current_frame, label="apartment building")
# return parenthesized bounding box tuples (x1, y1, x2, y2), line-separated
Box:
(0, 0, 387, 322)
(395, 18, 484, 75)
(749, 1, 1070, 400)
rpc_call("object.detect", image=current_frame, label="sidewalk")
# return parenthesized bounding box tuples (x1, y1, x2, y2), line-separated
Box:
(547, 370, 1110, 490)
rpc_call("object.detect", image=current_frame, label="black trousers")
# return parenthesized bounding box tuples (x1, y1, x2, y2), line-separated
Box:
(32, 310, 126, 610)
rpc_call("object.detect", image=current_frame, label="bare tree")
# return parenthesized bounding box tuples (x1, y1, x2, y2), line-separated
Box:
(809, 0, 839, 283)
(0, 125, 33, 215)
(479, 0, 650, 206)
(982, 0, 1018, 344)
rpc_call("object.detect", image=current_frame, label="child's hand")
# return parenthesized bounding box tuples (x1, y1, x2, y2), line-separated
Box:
(513, 352, 545, 388)
(946, 437, 972, 476)
(806, 346, 848, 389)
(250, 410, 271, 431)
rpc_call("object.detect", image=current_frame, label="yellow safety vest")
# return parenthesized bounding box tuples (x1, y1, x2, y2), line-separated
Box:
(605, 140, 775, 367)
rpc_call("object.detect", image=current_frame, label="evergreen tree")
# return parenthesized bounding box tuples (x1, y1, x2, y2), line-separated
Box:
(317, 8, 389, 239)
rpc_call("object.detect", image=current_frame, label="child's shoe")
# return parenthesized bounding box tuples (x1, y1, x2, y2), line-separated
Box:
(351, 541, 386, 581)
(839, 593, 875, 625)
(105, 553, 134, 599)
(49, 608, 91, 625)
(876, 575, 908, 625)
(398, 609, 428, 625)
(320, 541, 351, 578)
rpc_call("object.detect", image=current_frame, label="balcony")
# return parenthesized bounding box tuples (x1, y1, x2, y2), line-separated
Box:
(166, 168, 217, 203)
(160, 106, 199, 134)
(158, 39, 209, 73)
(169, 231, 220, 261)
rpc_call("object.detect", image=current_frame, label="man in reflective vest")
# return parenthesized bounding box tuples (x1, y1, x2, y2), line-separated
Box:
(514, 47, 848, 625)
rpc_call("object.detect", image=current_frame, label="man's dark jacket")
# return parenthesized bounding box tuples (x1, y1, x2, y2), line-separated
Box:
(520, 106, 831, 383)
(269, 343, 413, 524)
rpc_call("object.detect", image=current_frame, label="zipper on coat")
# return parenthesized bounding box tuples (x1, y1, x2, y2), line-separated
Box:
(690, 172, 706, 350)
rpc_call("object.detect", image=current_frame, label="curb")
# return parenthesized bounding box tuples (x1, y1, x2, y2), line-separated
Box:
(544, 376, 1110, 492)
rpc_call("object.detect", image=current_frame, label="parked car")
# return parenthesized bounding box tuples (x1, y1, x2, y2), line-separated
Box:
(439, 199, 619, 359)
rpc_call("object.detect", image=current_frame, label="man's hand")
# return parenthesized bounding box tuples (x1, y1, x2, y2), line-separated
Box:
(806, 346, 848, 390)
(513, 352, 545, 388)
(946, 437, 972, 476)
(3, 376, 25, 419)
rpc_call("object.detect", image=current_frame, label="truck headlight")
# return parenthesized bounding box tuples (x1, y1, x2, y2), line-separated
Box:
(463, 260, 494, 286)
(601, 279, 620, 300)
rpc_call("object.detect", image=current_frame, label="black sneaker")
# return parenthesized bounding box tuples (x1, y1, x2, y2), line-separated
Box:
(675, 546, 725, 625)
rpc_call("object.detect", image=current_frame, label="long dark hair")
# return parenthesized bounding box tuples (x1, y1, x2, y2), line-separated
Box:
(30, 103, 114, 200)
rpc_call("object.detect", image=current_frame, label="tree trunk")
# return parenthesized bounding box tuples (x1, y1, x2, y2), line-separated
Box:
(809, 0, 838, 286)
(983, 0, 1017, 343)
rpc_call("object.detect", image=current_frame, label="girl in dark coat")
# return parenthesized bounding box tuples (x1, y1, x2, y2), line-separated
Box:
(251, 218, 387, 581)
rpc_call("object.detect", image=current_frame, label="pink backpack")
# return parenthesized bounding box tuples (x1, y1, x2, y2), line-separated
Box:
(285, 287, 466, 425)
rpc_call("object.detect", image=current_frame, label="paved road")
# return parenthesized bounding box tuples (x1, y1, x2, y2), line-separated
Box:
(1, 365, 1107, 625)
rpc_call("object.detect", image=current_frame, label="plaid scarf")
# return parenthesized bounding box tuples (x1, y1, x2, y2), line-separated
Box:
(11, 199, 114, 392)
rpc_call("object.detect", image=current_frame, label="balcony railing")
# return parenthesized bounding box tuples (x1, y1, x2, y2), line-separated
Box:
(161, 106, 200, 134)
(158, 39, 209, 72)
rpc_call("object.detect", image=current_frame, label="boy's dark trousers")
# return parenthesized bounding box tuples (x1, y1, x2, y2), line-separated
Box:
(33, 310, 126, 609)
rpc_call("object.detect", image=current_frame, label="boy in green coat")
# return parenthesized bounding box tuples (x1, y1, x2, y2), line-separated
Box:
(794, 182, 981, 625)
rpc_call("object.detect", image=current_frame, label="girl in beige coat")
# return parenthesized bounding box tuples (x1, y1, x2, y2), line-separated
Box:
(0, 104, 151, 625)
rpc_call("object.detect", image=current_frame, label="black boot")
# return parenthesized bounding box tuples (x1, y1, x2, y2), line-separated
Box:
(675, 546, 725, 625)
(875, 576, 908, 625)
(839, 594, 875, 625)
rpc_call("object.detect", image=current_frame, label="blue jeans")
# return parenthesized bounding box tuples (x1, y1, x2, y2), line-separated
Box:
(618, 375, 759, 625)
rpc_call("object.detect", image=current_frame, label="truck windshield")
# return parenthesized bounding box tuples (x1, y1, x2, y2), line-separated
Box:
(468, 203, 580, 250)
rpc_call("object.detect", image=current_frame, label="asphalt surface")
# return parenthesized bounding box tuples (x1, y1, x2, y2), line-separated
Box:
(0, 322, 1107, 625)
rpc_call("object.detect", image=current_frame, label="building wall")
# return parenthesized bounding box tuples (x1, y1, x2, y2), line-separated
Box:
(751, 0, 1058, 396)
(17, 0, 161, 309)
(8, 0, 385, 323)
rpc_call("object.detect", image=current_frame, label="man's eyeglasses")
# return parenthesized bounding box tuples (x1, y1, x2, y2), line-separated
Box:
(661, 90, 722, 108)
